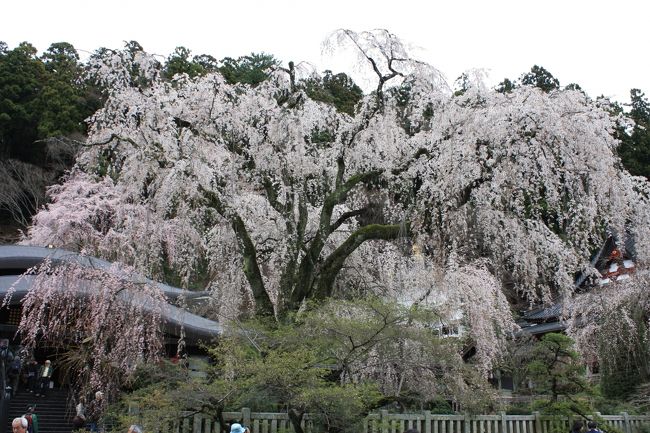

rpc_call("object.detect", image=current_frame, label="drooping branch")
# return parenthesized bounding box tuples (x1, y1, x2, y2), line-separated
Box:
(202, 189, 274, 316)
(337, 29, 406, 98)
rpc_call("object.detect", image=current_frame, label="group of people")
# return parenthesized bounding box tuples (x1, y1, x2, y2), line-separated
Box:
(572, 421, 603, 433)
(72, 390, 105, 432)
(6, 354, 54, 397)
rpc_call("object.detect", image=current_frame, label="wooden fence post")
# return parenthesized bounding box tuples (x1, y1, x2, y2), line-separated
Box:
(425, 411, 432, 433)
(533, 412, 541, 433)
(381, 410, 389, 433)
(242, 408, 252, 430)
(193, 414, 203, 433)
(622, 412, 631, 433)
(465, 414, 471, 433)
(593, 411, 601, 429)
(501, 412, 507, 433)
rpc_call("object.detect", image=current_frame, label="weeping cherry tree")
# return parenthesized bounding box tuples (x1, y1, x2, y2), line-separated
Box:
(23, 30, 650, 379)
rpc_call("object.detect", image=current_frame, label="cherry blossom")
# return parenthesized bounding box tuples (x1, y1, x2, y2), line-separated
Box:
(23, 31, 650, 376)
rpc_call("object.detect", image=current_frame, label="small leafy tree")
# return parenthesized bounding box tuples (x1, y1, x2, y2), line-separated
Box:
(115, 299, 499, 433)
(112, 360, 237, 433)
(117, 308, 383, 433)
(525, 333, 592, 413)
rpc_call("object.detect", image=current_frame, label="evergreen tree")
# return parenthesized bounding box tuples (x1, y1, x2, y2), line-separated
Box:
(0, 41, 100, 229)
(0, 42, 46, 163)
(37, 42, 94, 140)
(564, 83, 582, 92)
(618, 89, 650, 179)
(521, 65, 560, 92)
(164, 46, 204, 78)
(495, 77, 515, 94)
(526, 333, 590, 404)
(192, 54, 218, 73)
(303, 70, 363, 116)
(218, 52, 280, 86)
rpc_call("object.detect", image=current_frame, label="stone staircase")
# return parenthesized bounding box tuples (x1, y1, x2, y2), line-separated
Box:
(6, 388, 73, 433)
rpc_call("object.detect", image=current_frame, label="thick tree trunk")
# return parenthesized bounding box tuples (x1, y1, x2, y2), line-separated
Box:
(287, 408, 305, 433)
(286, 171, 383, 311)
(313, 222, 409, 299)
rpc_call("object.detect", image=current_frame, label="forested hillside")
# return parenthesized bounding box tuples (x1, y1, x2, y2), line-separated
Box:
(1, 37, 649, 241)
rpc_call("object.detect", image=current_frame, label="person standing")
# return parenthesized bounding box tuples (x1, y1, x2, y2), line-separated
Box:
(7, 356, 21, 396)
(36, 360, 53, 397)
(72, 396, 87, 430)
(76, 396, 86, 419)
(26, 360, 38, 393)
(87, 391, 105, 432)
(23, 406, 38, 433)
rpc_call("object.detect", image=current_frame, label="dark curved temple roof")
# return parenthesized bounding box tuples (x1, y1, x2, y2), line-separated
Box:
(0, 245, 222, 343)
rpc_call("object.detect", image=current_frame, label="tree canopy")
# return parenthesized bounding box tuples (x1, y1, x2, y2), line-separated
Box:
(521, 65, 560, 93)
(218, 52, 280, 86)
(22, 31, 650, 381)
(618, 89, 650, 179)
(303, 70, 363, 116)
(0, 40, 100, 228)
(114, 298, 496, 433)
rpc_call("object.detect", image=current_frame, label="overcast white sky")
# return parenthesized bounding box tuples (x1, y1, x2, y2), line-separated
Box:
(4, 0, 649, 102)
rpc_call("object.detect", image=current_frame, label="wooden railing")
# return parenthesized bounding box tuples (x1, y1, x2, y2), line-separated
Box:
(175, 409, 315, 433)
(169, 410, 650, 433)
(364, 411, 650, 433)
